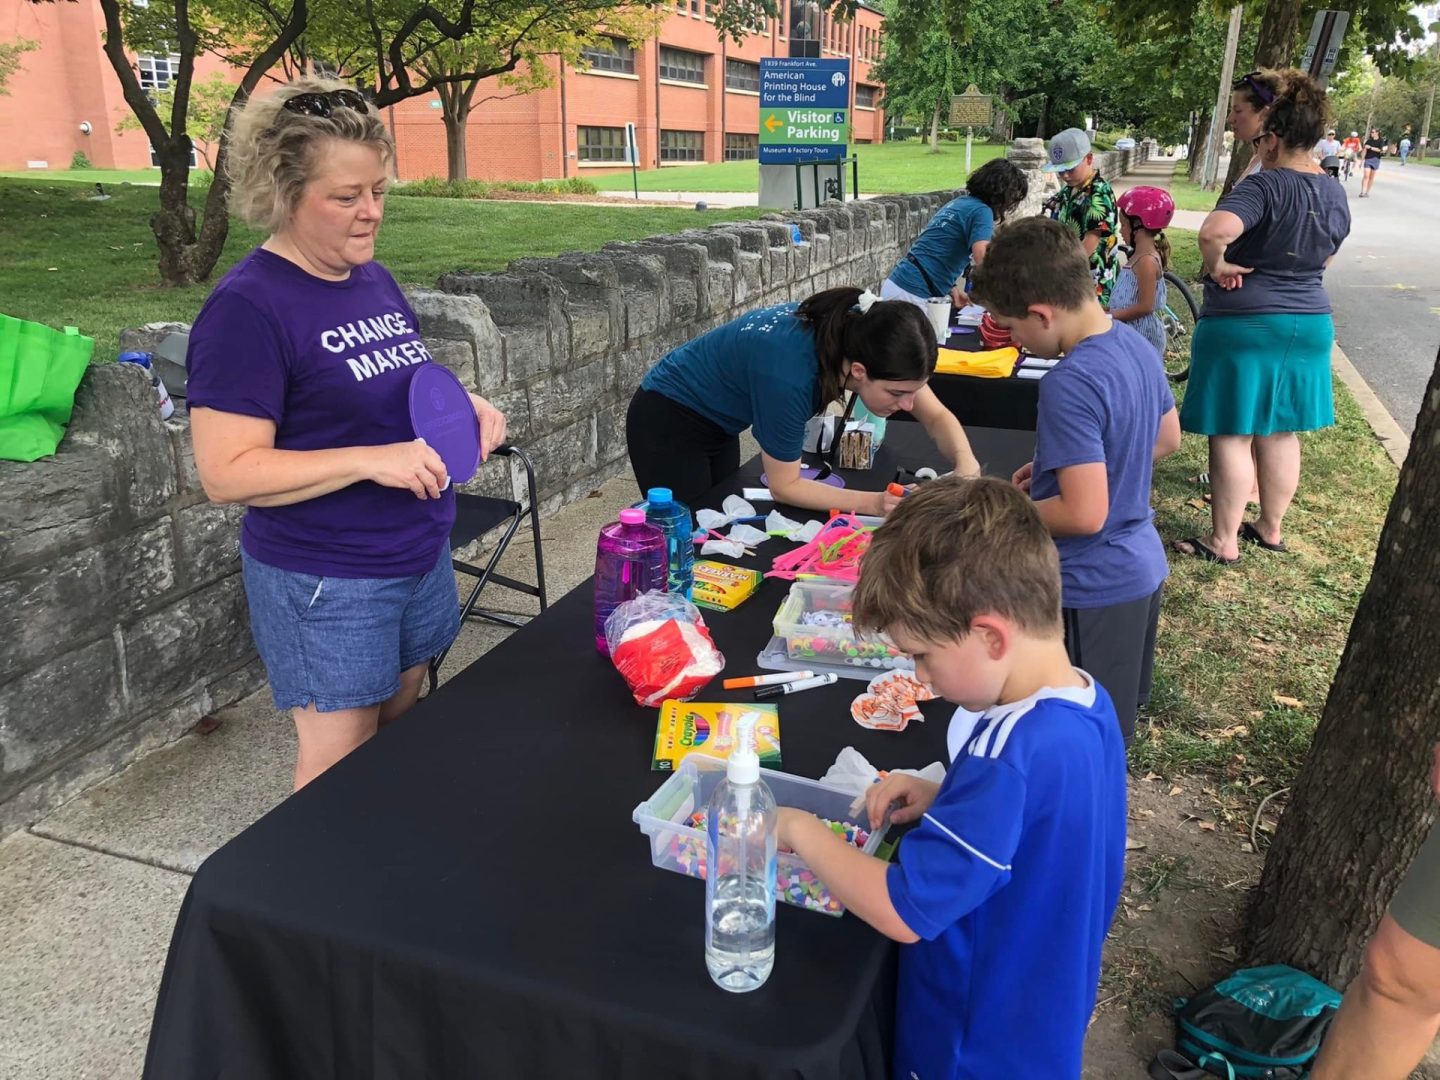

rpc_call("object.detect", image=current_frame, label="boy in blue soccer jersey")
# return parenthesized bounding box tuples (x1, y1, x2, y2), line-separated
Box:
(777, 477, 1127, 1079)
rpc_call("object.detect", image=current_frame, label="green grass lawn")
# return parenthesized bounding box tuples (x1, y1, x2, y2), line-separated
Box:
(621, 140, 1008, 193)
(0, 178, 761, 356)
(0, 167, 173, 186)
(1168, 159, 1221, 213)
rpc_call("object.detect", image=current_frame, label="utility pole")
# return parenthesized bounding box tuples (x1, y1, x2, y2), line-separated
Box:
(1362, 73, 1382, 138)
(1421, 25, 1439, 162)
(1203, 5, 1245, 190)
(1422, 82, 1435, 161)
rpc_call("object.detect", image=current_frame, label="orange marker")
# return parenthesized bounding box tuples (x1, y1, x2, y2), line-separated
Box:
(723, 670, 816, 690)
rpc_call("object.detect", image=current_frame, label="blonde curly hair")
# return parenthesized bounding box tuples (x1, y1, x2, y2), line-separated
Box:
(225, 77, 394, 235)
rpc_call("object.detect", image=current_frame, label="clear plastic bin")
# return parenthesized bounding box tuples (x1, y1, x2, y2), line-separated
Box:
(771, 580, 909, 671)
(632, 757, 887, 917)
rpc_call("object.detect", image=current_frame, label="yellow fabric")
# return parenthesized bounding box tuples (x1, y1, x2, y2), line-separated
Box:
(934, 346, 1020, 379)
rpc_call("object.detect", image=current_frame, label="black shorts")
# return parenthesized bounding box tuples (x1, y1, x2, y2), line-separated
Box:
(625, 388, 742, 509)
(1063, 586, 1163, 746)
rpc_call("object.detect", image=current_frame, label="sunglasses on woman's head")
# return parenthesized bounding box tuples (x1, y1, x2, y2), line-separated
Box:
(281, 89, 369, 118)
(1233, 72, 1275, 105)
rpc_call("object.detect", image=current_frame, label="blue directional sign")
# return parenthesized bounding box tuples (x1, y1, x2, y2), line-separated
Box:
(759, 58, 852, 163)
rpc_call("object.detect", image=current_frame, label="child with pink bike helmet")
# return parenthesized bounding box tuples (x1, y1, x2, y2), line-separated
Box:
(1108, 186, 1176, 360)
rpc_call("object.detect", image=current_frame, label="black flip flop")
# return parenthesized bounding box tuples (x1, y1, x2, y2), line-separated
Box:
(1172, 537, 1239, 565)
(1241, 521, 1288, 553)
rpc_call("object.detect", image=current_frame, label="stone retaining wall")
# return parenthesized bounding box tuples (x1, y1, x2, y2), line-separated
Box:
(0, 141, 1153, 834)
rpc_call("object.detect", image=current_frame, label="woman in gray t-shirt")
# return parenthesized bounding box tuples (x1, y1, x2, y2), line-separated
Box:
(1174, 69, 1351, 565)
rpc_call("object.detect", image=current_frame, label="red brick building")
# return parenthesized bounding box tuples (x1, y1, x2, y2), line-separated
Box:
(0, 0, 233, 171)
(1, 0, 886, 182)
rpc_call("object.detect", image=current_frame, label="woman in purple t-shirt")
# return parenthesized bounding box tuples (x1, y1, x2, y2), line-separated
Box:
(185, 79, 507, 790)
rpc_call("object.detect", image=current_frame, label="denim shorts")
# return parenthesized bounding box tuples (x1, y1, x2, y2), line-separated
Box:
(241, 545, 460, 712)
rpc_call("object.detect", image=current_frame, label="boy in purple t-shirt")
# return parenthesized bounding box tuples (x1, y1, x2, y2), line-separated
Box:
(973, 217, 1181, 743)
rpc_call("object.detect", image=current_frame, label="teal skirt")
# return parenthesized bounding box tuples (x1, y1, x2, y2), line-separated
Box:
(1181, 313, 1335, 436)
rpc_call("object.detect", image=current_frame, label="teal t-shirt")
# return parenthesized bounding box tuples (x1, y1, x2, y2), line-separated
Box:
(641, 303, 822, 461)
(887, 195, 995, 298)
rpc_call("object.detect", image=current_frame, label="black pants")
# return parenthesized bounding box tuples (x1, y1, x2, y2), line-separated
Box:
(1063, 585, 1163, 746)
(626, 388, 741, 509)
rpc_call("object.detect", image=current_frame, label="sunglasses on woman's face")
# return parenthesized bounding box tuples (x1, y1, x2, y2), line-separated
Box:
(1233, 72, 1275, 105)
(281, 89, 369, 118)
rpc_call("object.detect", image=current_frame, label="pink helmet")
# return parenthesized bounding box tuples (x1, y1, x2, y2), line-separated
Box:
(1117, 186, 1175, 231)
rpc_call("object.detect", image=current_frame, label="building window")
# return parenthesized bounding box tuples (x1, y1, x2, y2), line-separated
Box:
(725, 59, 760, 92)
(660, 129, 703, 162)
(578, 126, 628, 162)
(659, 46, 706, 84)
(581, 37, 636, 74)
(149, 143, 198, 168)
(724, 133, 758, 161)
(690, 0, 700, 14)
(856, 84, 877, 109)
(137, 52, 180, 92)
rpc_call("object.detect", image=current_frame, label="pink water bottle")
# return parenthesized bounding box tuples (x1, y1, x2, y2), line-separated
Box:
(594, 508, 668, 654)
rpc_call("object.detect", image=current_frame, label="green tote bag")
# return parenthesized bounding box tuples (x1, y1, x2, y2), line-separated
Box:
(0, 314, 97, 462)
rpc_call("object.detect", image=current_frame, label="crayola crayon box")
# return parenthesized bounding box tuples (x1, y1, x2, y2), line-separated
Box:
(690, 560, 764, 612)
(652, 701, 781, 772)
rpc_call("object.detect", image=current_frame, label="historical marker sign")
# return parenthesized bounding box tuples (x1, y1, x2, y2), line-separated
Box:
(759, 58, 852, 163)
(948, 84, 993, 129)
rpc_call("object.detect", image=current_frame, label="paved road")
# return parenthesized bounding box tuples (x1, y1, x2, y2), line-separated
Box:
(1325, 160, 1440, 435)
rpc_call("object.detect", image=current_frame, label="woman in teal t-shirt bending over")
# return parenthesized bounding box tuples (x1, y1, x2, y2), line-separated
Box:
(626, 286, 981, 513)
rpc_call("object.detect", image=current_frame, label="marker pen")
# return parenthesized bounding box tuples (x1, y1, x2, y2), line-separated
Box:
(754, 673, 839, 700)
(723, 670, 816, 691)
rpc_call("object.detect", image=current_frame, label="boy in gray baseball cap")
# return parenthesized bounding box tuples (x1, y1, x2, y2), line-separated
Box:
(1043, 128, 1120, 305)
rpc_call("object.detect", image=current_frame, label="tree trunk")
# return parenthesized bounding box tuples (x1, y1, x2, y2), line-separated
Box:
(444, 104, 469, 181)
(1245, 345, 1440, 988)
(1189, 111, 1212, 182)
(1036, 94, 1049, 141)
(1221, 0, 1303, 195)
(929, 100, 941, 153)
(994, 86, 1014, 143)
(147, 132, 235, 286)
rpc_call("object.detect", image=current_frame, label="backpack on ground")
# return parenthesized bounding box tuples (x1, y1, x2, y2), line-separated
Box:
(1148, 964, 1342, 1080)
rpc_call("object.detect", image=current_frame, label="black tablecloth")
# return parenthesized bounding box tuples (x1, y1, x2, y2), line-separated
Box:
(143, 426, 1029, 1080)
(893, 325, 1040, 432)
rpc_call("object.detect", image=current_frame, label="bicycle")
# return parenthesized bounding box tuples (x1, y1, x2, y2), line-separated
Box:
(1158, 271, 1199, 382)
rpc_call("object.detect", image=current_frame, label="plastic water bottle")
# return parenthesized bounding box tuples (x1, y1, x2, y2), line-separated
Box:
(639, 487, 695, 599)
(705, 713, 777, 993)
(593, 508, 668, 655)
(117, 351, 175, 420)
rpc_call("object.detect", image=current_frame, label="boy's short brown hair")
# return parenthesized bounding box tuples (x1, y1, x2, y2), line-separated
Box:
(852, 476, 1062, 644)
(969, 217, 1095, 317)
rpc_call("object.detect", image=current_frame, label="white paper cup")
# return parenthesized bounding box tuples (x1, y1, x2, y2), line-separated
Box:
(925, 299, 951, 345)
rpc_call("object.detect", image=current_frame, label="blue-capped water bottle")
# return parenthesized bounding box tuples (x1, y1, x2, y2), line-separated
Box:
(705, 712, 777, 993)
(639, 487, 694, 600)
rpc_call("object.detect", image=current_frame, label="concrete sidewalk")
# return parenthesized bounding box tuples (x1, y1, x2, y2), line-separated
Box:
(1111, 155, 1209, 231)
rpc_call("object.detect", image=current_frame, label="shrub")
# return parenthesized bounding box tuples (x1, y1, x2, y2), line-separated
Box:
(392, 176, 600, 199)
(70, 151, 92, 170)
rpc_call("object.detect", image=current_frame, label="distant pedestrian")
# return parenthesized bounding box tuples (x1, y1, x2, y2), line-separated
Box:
(1399, 135, 1412, 165)
(1361, 127, 1385, 197)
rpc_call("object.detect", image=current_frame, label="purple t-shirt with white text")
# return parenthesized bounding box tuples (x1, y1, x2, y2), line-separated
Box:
(1030, 321, 1173, 609)
(185, 248, 454, 578)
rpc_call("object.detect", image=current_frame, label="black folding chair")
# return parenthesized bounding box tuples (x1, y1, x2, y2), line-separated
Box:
(427, 445, 548, 694)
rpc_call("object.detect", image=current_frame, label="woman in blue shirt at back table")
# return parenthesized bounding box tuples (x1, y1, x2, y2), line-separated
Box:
(626, 286, 981, 514)
(880, 158, 1030, 308)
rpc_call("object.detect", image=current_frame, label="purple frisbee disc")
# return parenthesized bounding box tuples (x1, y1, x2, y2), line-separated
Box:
(408, 364, 482, 484)
(760, 468, 846, 489)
